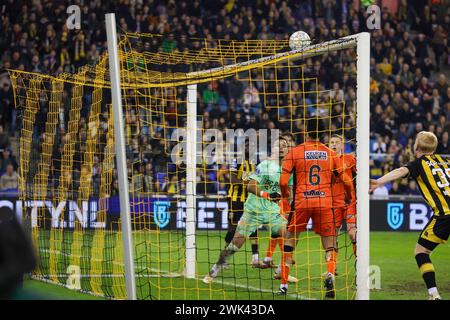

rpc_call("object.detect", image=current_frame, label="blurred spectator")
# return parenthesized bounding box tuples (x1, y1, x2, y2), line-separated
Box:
(158, 176, 169, 193)
(111, 178, 120, 197)
(0, 149, 18, 173)
(162, 33, 177, 53)
(0, 164, 18, 191)
(143, 162, 156, 193)
(390, 181, 405, 195)
(436, 131, 450, 154)
(372, 184, 389, 196)
(0, 81, 14, 131)
(406, 180, 421, 196)
(373, 136, 387, 154)
(202, 83, 219, 109)
(128, 166, 142, 194)
(197, 172, 217, 194)
(435, 74, 448, 97)
(242, 83, 261, 110)
(0, 125, 10, 149)
(167, 175, 179, 194)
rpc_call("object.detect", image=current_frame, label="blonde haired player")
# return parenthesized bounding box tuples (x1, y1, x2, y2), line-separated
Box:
(370, 131, 449, 300)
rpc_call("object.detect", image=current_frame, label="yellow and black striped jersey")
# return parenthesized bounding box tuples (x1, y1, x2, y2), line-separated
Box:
(227, 159, 256, 203)
(405, 154, 450, 217)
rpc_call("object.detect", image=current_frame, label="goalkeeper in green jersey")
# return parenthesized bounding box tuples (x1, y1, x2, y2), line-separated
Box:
(203, 136, 295, 284)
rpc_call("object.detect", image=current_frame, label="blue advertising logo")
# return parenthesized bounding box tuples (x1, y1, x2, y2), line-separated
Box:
(387, 202, 404, 230)
(153, 201, 171, 228)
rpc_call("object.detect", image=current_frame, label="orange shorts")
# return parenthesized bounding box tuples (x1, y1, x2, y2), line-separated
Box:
(287, 207, 336, 237)
(334, 203, 357, 229)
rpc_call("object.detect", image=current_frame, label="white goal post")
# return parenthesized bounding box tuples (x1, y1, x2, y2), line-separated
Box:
(355, 32, 371, 301)
(105, 13, 137, 300)
(105, 10, 370, 300)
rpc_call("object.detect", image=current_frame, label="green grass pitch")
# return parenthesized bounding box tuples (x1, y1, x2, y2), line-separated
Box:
(21, 231, 450, 300)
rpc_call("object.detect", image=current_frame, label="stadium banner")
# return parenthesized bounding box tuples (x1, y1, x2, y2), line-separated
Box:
(0, 196, 229, 231)
(0, 196, 433, 231)
(370, 197, 433, 231)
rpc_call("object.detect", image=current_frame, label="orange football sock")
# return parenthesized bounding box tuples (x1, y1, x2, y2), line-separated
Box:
(281, 252, 293, 285)
(326, 250, 337, 275)
(278, 238, 284, 252)
(266, 238, 278, 259)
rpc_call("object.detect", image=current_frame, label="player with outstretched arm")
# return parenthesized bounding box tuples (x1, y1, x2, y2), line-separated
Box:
(370, 131, 449, 300)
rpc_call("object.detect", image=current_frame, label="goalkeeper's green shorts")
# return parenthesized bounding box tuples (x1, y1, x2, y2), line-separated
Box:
(236, 205, 286, 238)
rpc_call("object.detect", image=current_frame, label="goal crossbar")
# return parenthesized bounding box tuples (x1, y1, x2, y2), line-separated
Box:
(186, 34, 360, 79)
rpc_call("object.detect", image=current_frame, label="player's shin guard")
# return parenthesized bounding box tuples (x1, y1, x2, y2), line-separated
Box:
(415, 253, 437, 290)
(281, 245, 294, 285)
(278, 237, 284, 252)
(325, 248, 337, 275)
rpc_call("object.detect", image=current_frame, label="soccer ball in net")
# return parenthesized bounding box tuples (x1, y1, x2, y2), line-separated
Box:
(289, 31, 311, 50)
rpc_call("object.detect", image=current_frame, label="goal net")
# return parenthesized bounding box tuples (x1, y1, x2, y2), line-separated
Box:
(10, 22, 369, 300)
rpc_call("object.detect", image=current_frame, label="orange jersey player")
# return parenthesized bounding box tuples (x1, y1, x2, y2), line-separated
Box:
(329, 135, 357, 256)
(278, 119, 354, 299)
(281, 140, 341, 235)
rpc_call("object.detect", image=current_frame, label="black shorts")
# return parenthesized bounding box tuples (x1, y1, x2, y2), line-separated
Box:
(418, 215, 450, 251)
(228, 200, 244, 226)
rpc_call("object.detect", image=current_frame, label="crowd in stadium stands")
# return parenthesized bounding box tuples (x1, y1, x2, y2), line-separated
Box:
(0, 0, 449, 196)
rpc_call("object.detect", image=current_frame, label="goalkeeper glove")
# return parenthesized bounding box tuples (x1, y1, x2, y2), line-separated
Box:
(260, 191, 282, 202)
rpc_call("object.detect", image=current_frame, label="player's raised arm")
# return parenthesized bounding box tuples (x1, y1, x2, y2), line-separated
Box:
(280, 149, 294, 198)
(369, 167, 410, 193)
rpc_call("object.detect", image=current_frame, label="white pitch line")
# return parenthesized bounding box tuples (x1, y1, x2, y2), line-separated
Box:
(145, 267, 313, 300)
(38, 274, 181, 278)
(38, 249, 315, 300)
(209, 278, 313, 300)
